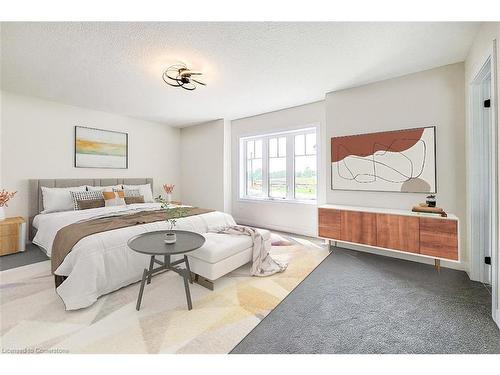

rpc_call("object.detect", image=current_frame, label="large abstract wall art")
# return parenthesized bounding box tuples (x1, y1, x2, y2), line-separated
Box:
(331, 126, 436, 193)
(75, 126, 128, 169)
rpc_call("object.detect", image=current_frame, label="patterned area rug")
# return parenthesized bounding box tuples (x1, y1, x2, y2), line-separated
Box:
(0, 238, 328, 354)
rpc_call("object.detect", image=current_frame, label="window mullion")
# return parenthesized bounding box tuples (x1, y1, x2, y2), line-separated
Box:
(262, 137, 270, 197)
(243, 141, 248, 197)
(286, 134, 294, 200)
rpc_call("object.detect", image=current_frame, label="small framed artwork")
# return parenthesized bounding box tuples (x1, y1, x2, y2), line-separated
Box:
(74, 126, 128, 169)
(331, 126, 436, 193)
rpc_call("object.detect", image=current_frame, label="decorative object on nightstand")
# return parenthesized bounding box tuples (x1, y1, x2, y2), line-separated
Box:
(0, 189, 17, 221)
(155, 196, 181, 205)
(163, 184, 175, 203)
(0, 217, 26, 255)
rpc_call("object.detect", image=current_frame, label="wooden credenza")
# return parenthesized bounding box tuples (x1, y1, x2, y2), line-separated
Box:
(318, 205, 459, 262)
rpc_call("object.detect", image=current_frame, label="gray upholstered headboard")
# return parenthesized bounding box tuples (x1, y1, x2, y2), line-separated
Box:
(29, 178, 153, 239)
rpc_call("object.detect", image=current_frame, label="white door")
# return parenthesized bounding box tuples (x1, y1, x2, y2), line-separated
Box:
(470, 58, 495, 286)
(482, 74, 492, 284)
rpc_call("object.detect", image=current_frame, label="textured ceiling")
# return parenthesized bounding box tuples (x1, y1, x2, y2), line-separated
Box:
(0, 22, 480, 127)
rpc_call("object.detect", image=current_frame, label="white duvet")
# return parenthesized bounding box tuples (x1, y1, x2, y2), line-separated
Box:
(32, 203, 236, 310)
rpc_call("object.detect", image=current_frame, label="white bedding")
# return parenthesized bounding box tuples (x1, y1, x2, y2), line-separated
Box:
(32, 203, 236, 310)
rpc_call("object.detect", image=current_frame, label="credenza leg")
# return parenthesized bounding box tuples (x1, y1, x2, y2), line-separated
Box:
(328, 240, 337, 252)
(434, 259, 441, 273)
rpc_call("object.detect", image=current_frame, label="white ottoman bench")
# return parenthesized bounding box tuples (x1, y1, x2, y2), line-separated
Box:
(186, 228, 272, 289)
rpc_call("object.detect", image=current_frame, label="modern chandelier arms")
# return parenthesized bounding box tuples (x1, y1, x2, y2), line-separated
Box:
(162, 63, 206, 91)
(191, 78, 206, 86)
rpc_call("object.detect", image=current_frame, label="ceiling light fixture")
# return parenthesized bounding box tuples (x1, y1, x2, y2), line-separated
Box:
(162, 63, 206, 91)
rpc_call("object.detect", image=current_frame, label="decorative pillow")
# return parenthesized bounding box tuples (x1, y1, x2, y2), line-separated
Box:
(77, 199, 105, 210)
(122, 184, 153, 202)
(103, 191, 126, 207)
(125, 196, 145, 205)
(87, 185, 123, 192)
(113, 188, 141, 197)
(70, 190, 104, 210)
(41, 185, 87, 213)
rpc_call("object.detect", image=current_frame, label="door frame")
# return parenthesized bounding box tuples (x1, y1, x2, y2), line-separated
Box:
(493, 39, 499, 326)
(467, 39, 498, 326)
(469, 58, 494, 283)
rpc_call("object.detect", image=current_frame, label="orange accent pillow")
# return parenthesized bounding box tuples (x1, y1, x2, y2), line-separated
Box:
(103, 191, 125, 200)
(102, 191, 126, 207)
(103, 191, 115, 200)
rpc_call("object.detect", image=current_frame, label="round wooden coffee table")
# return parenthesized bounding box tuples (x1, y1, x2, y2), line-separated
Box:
(127, 230, 206, 311)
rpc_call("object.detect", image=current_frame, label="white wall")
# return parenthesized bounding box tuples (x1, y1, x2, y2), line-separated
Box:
(0, 91, 3, 188)
(0, 91, 181, 221)
(231, 101, 325, 236)
(180, 119, 226, 211)
(464, 22, 500, 325)
(223, 119, 232, 213)
(325, 63, 466, 270)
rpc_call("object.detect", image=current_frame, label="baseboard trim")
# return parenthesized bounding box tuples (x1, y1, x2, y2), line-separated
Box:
(338, 242, 466, 271)
(233, 218, 316, 237)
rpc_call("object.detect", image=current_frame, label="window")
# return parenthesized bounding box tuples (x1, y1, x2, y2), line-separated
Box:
(294, 133, 317, 200)
(246, 139, 263, 197)
(269, 136, 286, 198)
(240, 127, 317, 202)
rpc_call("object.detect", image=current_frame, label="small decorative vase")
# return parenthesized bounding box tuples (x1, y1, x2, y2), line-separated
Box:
(426, 195, 437, 207)
(0, 207, 5, 221)
(166, 193, 172, 203)
(164, 232, 176, 244)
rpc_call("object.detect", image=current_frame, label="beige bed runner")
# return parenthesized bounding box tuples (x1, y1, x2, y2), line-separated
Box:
(51, 207, 214, 274)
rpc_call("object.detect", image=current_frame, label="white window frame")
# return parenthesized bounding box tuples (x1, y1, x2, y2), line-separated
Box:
(239, 126, 318, 204)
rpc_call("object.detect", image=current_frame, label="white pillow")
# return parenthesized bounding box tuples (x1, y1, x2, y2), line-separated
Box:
(87, 185, 123, 192)
(112, 187, 141, 197)
(122, 184, 154, 202)
(103, 192, 126, 207)
(41, 185, 87, 213)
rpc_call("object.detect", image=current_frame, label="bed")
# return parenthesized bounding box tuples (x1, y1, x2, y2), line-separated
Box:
(29, 178, 271, 311)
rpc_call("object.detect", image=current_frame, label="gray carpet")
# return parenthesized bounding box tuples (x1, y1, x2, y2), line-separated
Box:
(0, 243, 48, 271)
(231, 247, 500, 354)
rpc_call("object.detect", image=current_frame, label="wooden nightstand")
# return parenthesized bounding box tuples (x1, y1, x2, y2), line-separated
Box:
(0, 217, 26, 256)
